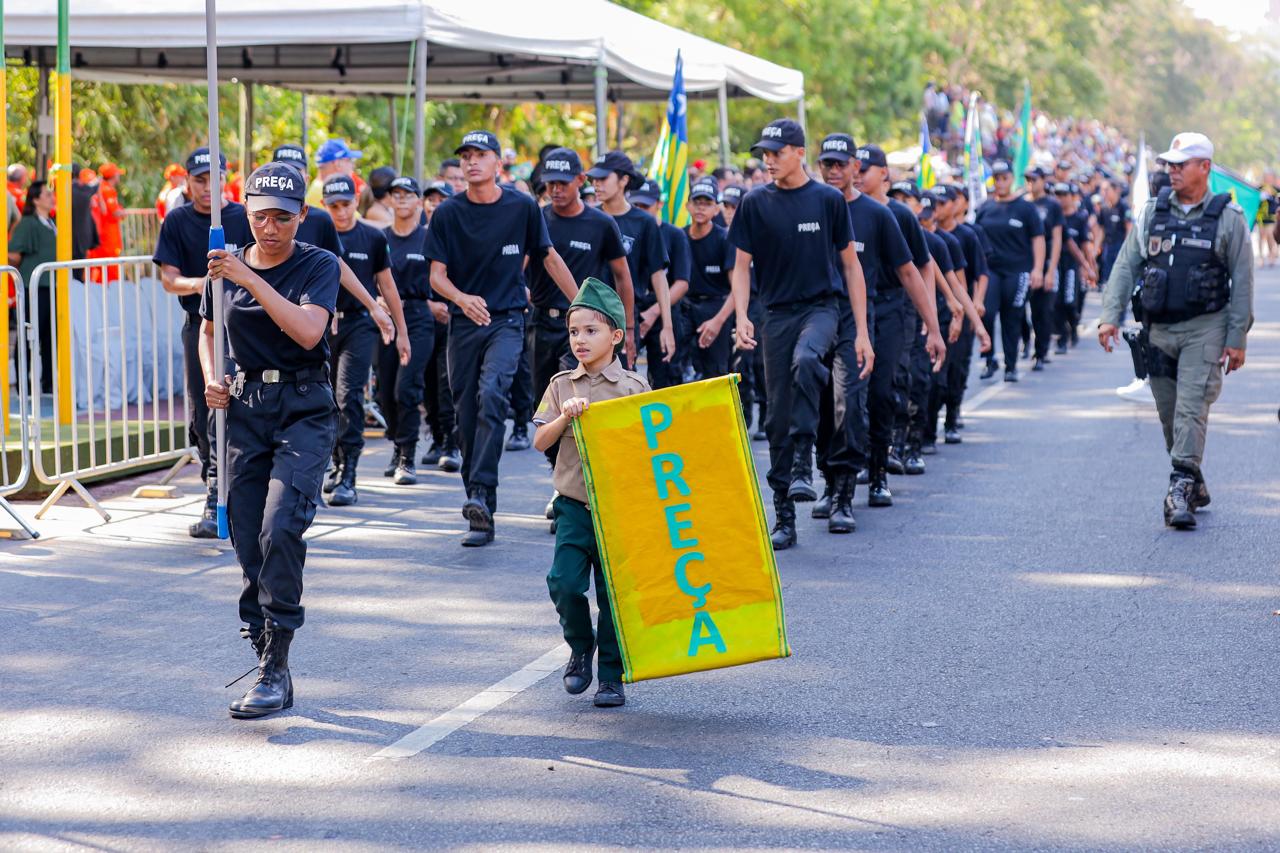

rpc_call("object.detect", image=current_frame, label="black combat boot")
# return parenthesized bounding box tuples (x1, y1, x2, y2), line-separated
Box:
(770, 492, 797, 550)
(788, 440, 817, 502)
(868, 448, 893, 508)
(811, 477, 833, 519)
(437, 438, 462, 473)
(383, 446, 400, 477)
(242, 624, 266, 661)
(886, 427, 906, 476)
(462, 485, 495, 547)
(229, 623, 294, 719)
(323, 447, 343, 494)
(1163, 470, 1197, 529)
(188, 492, 219, 539)
(393, 445, 418, 485)
(420, 439, 443, 467)
(828, 474, 856, 534)
(329, 449, 359, 506)
(904, 430, 926, 475)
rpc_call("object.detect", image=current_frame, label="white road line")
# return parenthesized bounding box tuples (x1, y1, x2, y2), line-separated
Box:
(369, 643, 569, 761)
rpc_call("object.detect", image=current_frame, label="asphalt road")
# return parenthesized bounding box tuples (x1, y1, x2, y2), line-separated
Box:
(2, 271, 1278, 851)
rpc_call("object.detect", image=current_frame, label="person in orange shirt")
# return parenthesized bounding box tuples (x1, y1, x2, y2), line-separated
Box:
(156, 163, 187, 219)
(7, 164, 28, 210)
(88, 162, 126, 281)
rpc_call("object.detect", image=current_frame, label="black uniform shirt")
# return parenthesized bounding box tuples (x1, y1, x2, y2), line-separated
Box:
(937, 226, 966, 274)
(1101, 200, 1129, 246)
(661, 221, 692, 287)
(727, 179, 853, 308)
(846, 194, 912, 299)
(530, 205, 625, 311)
(200, 242, 339, 370)
(1032, 195, 1065, 273)
(335, 221, 389, 311)
(685, 223, 736, 299)
(296, 205, 345, 257)
(424, 187, 551, 316)
(153, 201, 252, 314)
(1060, 208, 1091, 274)
(607, 206, 668, 308)
(975, 197, 1044, 273)
(384, 225, 432, 300)
(950, 222, 988, 294)
(888, 198, 932, 269)
(924, 229, 954, 275)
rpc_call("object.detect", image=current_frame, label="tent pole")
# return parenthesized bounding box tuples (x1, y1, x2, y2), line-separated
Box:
(796, 93, 806, 137)
(615, 101, 624, 150)
(300, 94, 309, 157)
(243, 81, 255, 170)
(387, 95, 399, 167)
(717, 82, 731, 166)
(594, 57, 607, 158)
(413, 36, 427, 184)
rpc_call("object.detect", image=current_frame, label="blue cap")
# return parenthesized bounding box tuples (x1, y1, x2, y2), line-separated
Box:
(689, 178, 718, 201)
(185, 147, 226, 177)
(855, 145, 888, 169)
(990, 159, 1013, 176)
(424, 180, 453, 198)
(753, 119, 805, 152)
(819, 133, 855, 162)
(539, 148, 583, 182)
(244, 162, 306, 214)
(889, 180, 919, 200)
(273, 144, 307, 174)
(454, 130, 501, 155)
(315, 138, 363, 165)
(388, 176, 421, 196)
(720, 185, 744, 205)
(322, 175, 357, 203)
(628, 179, 661, 206)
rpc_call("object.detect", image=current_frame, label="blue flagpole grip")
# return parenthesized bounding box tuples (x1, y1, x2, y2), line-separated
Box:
(208, 225, 225, 253)
(217, 504, 228, 539)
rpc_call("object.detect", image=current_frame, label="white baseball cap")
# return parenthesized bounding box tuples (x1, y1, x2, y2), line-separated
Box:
(1158, 132, 1214, 164)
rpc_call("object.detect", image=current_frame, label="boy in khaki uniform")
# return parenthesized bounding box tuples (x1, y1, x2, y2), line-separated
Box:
(533, 277, 650, 707)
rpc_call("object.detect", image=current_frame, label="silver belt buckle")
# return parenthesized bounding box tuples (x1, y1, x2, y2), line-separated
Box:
(262, 369, 281, 383)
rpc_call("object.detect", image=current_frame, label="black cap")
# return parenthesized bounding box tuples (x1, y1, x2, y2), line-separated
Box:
(454, 130, 501, 155)
(273, 144, 308, 174)
(689, 178, 718, 201)
(629, 179, 661, 206)
(321, 175, 357, 203)
(818, 133, 855, 162)
(752, 119, 805, 152)
(539, 148, 583, 182)
(367, 166, 398, 199)
(889, 180, 919, 200)
(424, 180, 453, 198)
(720, 185, 744, 206)
(185, 147, 227, 177)
(585, 150, 639, 182)
(244, 162, 306, 214)
(388, 176, 421, 196)
(1024, 165, 1045, 179)
(990, 160, 1012, 176)
(929, 184, 956, 201)
(855, 145, 888, 169)
(1052, 181, 1071, 195)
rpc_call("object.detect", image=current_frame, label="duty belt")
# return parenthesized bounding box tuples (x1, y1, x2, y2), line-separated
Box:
(236, 366, 329, 385)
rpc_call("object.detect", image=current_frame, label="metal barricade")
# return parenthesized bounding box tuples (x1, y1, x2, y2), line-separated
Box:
(27, 256, 195, 521)
(1, 266, 39, 538)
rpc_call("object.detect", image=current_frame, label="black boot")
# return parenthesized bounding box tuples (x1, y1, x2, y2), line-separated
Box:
(420, 439, 443, 467)
(188, 493, 219, 539)
(241, 624, 266, 661)
(868, 449, 893, 507)
(383, 446, 400, 477)
(886, 427, 906, 476)
(904, 431, 926, 475)
(788, 440, 817, 502)
(393, 445, 418, 485)
(505, 421, 531, 452)
(752, 403, 768, 441)
(462, 485, 495, 547)
(437, 438, 462, 473)
(323, 447, 343, 494)
(811, 478, 833, 519)
(980, 359, 998, 380)
(770, 492, 797, 550)
(329, 449, 359, 506)
(828, 474, 856, 534)
(229, 623, 294, 719)
(1163, 471, 1197, 529)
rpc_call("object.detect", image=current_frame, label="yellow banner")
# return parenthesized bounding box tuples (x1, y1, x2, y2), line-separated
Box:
(574, 375, 790, 682)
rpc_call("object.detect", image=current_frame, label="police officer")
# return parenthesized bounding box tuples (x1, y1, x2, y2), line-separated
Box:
(321, 175, 409, 505)
(201, 162, 339, 719)
(1098, 132, 1253, 529)
(426, 130, 580, 547)
(630, 178, 691, 386)
(976, 160, 1046, 382)
(1026, 166, 1064, 371)
(153, 147, 252, 538)
(586, 151, 675, 379)
(728, 119, 873, 550)
(376, 176, 436, 485)
(683, 177, 736, 379)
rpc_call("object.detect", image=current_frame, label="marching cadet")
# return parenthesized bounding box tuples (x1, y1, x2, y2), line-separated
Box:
(1054, 182, 1095, 353)
(426, 130, 579, 547)
(420, 179, 461, 473)
(201, 162, 340, 719)
(533, 278, 650, 709)
(321, 175, 409, 505)
(684, 177, 737, 380)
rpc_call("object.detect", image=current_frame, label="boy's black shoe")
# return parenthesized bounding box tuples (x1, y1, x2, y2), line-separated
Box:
(563, 650, 593, 695)
(594, 681, 626, 707)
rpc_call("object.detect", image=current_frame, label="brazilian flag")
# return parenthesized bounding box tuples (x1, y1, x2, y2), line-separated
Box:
(1209, 165, 1262, 228)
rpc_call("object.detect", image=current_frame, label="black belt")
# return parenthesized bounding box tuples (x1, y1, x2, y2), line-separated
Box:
(687, 294, 727, 304)
(766, 293, 836, 313)
(335, 307, 368, 319)
(532, 305, 568, 319)
(236, 366, 329, 384)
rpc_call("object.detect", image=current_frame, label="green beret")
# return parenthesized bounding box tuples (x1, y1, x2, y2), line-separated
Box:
(568, 277, 627, 338)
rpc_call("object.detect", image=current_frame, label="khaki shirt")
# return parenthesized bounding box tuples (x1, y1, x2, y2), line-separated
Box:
(533, 358, 651, 504)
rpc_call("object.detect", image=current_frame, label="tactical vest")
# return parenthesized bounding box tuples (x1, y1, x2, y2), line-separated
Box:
(1139, 187, 1231, 324)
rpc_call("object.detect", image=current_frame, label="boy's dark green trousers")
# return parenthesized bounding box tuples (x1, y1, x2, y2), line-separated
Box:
(547, 496, 623, 683)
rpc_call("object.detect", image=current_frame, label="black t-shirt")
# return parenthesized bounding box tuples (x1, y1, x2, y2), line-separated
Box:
(924, 229, 954, 275)
(1060, 208, 1092, 274)
(199, 242, 339, 371)
(335, 221, 390, 312)
(1032, 195, 1065, 273)
(296, 205, 345, 257)
(975, 197, 1044, 273)
(661, 222, 692, 286)
(153, 202, 253, 314)
(607, 206, 668, 308)
(423, 187, 552, 316)
(531, 205, 626, 310)
(937, 226, 966, 275)
(949, 223, 988, 294)
(685, 223, 736, 299)
(846, 194, 912, 299)
(1100, 200, 1129, 246)
(384, 225, 432, 300)
(727, 179, 853, 308)
(888, 198, 931, 268)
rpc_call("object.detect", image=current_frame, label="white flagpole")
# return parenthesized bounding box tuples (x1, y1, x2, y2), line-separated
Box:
(205, 0, 229, 538)
(1131, 132, 1150, 215)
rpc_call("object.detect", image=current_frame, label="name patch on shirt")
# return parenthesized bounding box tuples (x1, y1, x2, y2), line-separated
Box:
(797, 222, 821, 234)
(347, 252, 369, 261)
(1009, 218, 1024, 228)
(501, 244, 520, 256)
(854, 241, 866, 252)
(569, 240, 593, 252)
(406, 253, 425, 262)
(704, 265, 721, 274)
